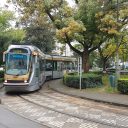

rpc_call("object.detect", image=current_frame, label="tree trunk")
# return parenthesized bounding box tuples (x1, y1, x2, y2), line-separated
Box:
(103, 59, 106, 71)
(82, 50, 90, 73)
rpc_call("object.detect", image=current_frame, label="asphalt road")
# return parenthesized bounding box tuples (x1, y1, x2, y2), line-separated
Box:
(0, 105, 48, 128)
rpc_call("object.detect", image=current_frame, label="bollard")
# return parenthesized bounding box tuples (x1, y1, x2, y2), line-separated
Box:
(109, 75, 116, 89)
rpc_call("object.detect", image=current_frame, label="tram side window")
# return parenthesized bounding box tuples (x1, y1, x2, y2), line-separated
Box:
(39, 59, 45, 71)
(63, 62, 74, 71)
(57, 62, 63, 71)
(53, 61, 57, 71)
(45, 60, 53, 71)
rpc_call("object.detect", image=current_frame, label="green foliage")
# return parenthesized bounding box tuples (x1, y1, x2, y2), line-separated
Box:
(0, 9, 14, 31)
(0, 70, 4, 78)
(0, 78, 4, 83)
(117, 79, 128, 94)
(8, 0, 128, 72)
(0, 8, 26, 65)
(63, 73, 102, 89)
(8, 29, 26, 43)
(25, 25, 55, 54)
(90, 71, 103, 75)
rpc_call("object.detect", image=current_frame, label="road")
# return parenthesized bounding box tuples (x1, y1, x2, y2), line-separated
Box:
(0, 105, 48, 128)
(0, 81, 128, 128)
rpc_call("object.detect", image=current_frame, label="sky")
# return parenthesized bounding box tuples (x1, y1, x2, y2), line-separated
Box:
(0, 0, 75, 8)
(0, 0, 14, 11)
(0, 0, 6, 7)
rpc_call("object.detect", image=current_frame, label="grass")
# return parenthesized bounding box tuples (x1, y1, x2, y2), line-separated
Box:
(84, 74, 119, 94)
(96, 74, 128, 94)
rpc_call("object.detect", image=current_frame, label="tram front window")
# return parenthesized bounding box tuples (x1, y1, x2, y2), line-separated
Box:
(6, 54, 30, 75)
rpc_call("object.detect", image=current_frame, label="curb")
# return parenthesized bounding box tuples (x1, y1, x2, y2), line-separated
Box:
(0, 83, 3, 104)
(49, 81, 128, 108)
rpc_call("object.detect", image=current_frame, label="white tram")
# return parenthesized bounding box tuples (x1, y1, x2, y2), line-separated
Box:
(3, 45, 76, 92)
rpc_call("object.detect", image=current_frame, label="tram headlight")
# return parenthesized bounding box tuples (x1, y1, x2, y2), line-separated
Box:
(4, 80, 7, 83)
(24, 80, 27, 83)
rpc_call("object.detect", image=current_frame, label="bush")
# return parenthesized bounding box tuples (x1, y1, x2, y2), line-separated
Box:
(106, 68, 116, 74)
(117, 79, 128, 94)
(0, 78, 4, 83)
(0, 70, 4, 78)
(63, 73, 102, 89)
(89, 71, 103, 75)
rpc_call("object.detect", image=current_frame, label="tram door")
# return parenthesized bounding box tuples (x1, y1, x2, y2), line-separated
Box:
(34, 57, 40, 86)
(57, 61, 63, 78)
(39, 59, 45, 85)
(51, 61, 63, 78)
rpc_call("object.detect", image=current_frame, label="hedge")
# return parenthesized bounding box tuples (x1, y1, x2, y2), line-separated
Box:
(0, 71, 4, 83)
(89, 71, 103, 75)
(117, 79, 128, 94)
(0, 78, 4, 83)
(0, 70, 4, 78)
(63, 73, 103, 89)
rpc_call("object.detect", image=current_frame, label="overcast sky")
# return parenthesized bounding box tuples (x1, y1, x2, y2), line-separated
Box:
(0, 0, 6, 7)
(0, 0, 75, 7)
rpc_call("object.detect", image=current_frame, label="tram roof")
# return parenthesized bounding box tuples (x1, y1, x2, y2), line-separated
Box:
(7, 45, 76, 62)
(7, 44, 45, 55)
(45, 54, 76, 62)
(8, 44, 42, 52)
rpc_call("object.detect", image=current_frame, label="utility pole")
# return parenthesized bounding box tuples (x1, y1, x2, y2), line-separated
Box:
(115, 0, 120, 80)
(78, 57, 82, 90)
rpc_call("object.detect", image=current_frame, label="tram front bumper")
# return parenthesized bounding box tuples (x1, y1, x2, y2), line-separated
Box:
(3, 82, 30, 92)
(3, 82, 29, 86)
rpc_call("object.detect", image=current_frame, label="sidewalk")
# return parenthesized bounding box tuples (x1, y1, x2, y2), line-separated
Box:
(0, 83, 3, 104)
(49, 79, 128, 107)
(0, 83, 3, 89)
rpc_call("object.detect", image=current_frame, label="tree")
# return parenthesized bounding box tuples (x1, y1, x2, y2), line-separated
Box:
(0, 9, 14, 65)
(96, 0, 128, 70)
(21, 10, 56, 54)
(25, 25, 55, 54)
(8, 0, 128, 72)
(8, 0, 56, 54)
(0, 8, 26, 65)
(9, 0, 100, 72)
(98, 39, 116, 71)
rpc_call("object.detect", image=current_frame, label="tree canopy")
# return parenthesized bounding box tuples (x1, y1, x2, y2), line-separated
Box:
(7, 0, 128, 71)
(0, 8, 26, 65)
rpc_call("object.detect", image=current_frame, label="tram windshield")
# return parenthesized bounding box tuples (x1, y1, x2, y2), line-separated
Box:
(5, 53, 30, 75)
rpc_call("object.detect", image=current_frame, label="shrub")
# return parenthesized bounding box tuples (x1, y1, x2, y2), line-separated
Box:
(117, 79, 128, 94)
(90, 71, 103, 75)
(0, 70, 4, 78)
(63, 73, 102, 89)
(106, 68, 116, 74)
(0, 78, 4, 83)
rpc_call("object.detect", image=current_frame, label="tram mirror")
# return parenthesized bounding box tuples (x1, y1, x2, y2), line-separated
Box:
(3, 52, 6, 62)
(35, 55, 37, 63)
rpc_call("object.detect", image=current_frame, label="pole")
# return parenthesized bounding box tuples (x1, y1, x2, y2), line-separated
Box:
(115, 0, 120, 80)
(79, 57, 82, 90)
(77, 58, 79, 75)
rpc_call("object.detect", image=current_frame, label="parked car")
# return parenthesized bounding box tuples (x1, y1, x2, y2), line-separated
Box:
(106, 67, 116, 73)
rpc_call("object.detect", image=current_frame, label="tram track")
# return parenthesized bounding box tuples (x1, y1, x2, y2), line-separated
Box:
(1, 94, 103, 128)
(1, 86, 128, 128)
(37, 90, 128, 116)
(19, 94, 114, 128)
(1, 95, 51, 128)
(17, 91, 128, 128)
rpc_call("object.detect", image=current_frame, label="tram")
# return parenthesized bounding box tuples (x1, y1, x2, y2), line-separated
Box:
(3, 44, 77, 92)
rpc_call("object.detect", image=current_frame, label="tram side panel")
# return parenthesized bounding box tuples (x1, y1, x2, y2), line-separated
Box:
(45, 60, 64, 80)
(53, 61, 63, 79)
(38, 58, 46, 86)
